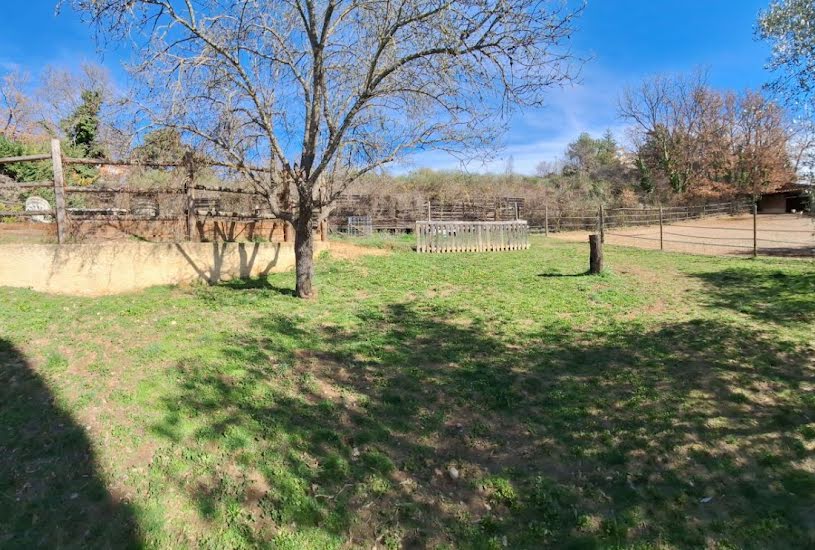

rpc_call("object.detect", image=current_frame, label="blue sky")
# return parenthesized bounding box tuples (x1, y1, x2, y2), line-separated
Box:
(0, 1, 775, 174)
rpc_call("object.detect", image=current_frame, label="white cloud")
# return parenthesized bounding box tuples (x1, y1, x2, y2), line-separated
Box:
(393, 73, 635, 175)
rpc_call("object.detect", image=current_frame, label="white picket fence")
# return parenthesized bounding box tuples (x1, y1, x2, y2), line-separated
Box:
(416, 220, 530, 253)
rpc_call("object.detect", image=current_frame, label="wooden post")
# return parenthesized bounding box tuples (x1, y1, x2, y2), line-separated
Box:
(50, 139, 66, 244)
(544, 203, 549, 236)
(599, 204, 605, 243)
(589, 234, 603, 274)
(427, 200, 431, 221)
(320, 219, 328, 242)
(183, 152, 195, 241)
(752, 203, 758, 258)
(658, 206, 664, 251)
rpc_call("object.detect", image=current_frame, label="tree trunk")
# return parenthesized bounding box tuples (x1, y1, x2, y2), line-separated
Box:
(294, 214, 315, 298)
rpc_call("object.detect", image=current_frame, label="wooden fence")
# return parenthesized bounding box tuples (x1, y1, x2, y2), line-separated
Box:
(525, 201, 754, 234)
(331, 195, 524, 232)
(0, 139, 328, 244)
(416, 220, 530, 253)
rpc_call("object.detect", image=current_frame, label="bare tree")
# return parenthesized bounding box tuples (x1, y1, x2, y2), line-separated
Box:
(1, 62, 133, 158)
(37, 64, 134, 156)
(0, 69, 35, 139)
(618, 71, 716, 195)
(66, 0, 584, 297)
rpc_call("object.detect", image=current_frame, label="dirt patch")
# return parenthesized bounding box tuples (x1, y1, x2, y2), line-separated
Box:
(324, 241, 390, 260)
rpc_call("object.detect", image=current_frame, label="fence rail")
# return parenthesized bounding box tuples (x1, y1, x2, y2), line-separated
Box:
(0, 139, 331, 244)
(331, 196, 523, 233)
(542, 203, 814, 258)
(527, 201, 754, 234)
(416, 220, 529, 253)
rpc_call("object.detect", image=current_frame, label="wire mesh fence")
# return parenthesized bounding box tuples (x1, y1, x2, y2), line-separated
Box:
(346, 215, 373, 236)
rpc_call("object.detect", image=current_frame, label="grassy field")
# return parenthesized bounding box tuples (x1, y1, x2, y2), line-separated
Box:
(1, 236, 813, 549)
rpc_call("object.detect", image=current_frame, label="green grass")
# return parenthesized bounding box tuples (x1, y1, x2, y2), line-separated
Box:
(1, 237, 814, 549)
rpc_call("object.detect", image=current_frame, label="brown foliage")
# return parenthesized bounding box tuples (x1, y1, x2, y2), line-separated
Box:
(620, 73, 796, 201)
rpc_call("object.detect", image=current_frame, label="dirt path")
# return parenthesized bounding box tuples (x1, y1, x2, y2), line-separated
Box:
(324, 240, 390, 260)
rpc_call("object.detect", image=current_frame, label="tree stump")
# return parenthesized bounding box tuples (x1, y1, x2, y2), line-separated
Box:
(589, 234, 603, 274)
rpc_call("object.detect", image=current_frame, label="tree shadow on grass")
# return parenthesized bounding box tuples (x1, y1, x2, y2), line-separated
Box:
(0, 339, 140, 549)
(691, 266, 815, 325)
(149, 297, 815, 548)
(537, 270, 592, 278)
(217, 276, 297, 296)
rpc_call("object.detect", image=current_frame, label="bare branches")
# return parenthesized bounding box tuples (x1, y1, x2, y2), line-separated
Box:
(70, 0, 582, 187)
(0, 69, 33, 139)
(68, 0, 584, 293)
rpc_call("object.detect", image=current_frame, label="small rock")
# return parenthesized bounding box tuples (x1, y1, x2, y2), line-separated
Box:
(351, 447, 360, 459)
(448, 466, 460, 480)
(70, 493, 79, 500)
(433, 468, 443, 477)
(700, 496, 713, 504)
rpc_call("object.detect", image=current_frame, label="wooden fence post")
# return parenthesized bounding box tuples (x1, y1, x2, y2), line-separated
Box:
(50, 139, 66, 244)
(599, 204, 605, 243)
(753, 203, 758, 258)
(658, 206, 664, 251)
(183, 152, 195, 241)
(544, 203, 549, 236)
(589, 234, 603, 274)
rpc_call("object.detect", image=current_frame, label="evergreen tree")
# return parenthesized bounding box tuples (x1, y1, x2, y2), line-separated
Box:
(133, 128, 190, 164)
(60, 90, 104, 159)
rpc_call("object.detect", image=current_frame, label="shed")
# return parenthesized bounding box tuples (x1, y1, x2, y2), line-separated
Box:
(757, 183, 812, 214)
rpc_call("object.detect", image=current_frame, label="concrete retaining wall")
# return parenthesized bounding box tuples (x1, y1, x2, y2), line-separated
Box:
(0, 241, 328, 295)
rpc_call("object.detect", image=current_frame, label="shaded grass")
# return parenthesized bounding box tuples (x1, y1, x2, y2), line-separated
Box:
(0, 237, 813, 548)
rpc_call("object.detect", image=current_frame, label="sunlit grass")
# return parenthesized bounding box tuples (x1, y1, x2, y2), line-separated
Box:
(1, 237, 813, 548)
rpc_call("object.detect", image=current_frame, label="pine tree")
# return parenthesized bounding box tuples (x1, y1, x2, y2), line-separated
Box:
(60, 90, 104, 159)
